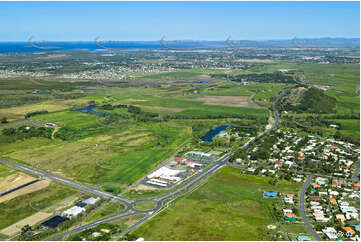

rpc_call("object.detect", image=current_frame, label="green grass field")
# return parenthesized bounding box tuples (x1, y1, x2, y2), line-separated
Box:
(132, 167, 302, 241)
(0, 163, 16, 178)
(133, 201, 157, 211)
(0, 119, 193, 185)
(86, 202, 125, 223)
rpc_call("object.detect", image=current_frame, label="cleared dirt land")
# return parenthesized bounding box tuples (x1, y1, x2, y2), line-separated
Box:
(0, 172, 36, 194)
(0, 180, 50, 203)
(195, 96, 261, 108)
(0, 211, 52, 236)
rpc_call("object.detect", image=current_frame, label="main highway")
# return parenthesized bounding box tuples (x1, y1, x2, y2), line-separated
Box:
(0, 88, 287, 241)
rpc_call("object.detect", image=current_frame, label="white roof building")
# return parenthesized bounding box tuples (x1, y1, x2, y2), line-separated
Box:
(92, 232, 101, 238)
(322, 227, 338, 240)
(84, 197, 100, 205)
(62, 206, 85, 218)
(147, 167, 184, 179)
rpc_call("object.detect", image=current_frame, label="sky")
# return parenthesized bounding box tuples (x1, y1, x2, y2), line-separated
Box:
(0, 1, 359, 41)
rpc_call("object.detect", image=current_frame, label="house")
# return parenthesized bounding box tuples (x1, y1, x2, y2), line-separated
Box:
(284, 213, 296, 218)
(322, 227, 338, 240)
(319, 191, 328, 196)
(284, 216, 296, 222)
(336, 214, 345, 223)
(286, 193, 294, 198)
(293, 178, 302, 182)
(342, 227, 356, 235)
(92, 232, 101, 238)
(310, 201, 320, 206)
(345, 212, 359, 220)
(329, 190, 339, 196)
(283, 209, 293, 214)
(311, 205, 323, 210)
(247, 168, 256, 173)
(312, 183, 321, 189)
(284, 197, 294, 204)
(329, 198, 337, 205)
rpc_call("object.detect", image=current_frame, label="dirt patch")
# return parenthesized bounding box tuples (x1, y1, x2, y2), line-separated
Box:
(0, 173, 36, 194)
(134, 184, 158, 191)
(122, 99, 148, 103)
(0, 180, 50, 203)
(267, 225, 277, 230)
(138, 105, 183, 114)
(195, 96, 261, 108)
(0, 211, 52, 236)
(42, 194, 79, 213)
(124, 218, 140, 227)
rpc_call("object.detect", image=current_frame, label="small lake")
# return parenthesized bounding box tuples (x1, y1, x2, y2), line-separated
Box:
(202, 125, 229, 142)
(76, 105, 110, 116)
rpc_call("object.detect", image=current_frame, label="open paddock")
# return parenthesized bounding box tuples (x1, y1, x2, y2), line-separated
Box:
(0, 172, 35, 194)
(0, 180, 50, 203)
(195, 95, 261, 108)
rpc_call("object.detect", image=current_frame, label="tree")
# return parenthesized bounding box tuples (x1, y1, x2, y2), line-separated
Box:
(1, 117, 8, 124)
(20, 224, 33, 239)
(269, 179, 278, 186)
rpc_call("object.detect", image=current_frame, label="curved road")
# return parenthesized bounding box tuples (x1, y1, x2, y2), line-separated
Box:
(299, 175, 321, 241)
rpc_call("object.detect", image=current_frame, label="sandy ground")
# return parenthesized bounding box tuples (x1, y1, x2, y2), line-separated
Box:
(42, 194, 79, 213)
(134, 184, 158, 191)
(0, 173, 36, 194)
(0, 211, 52, 236)
(0, 180, 50, 203)
(195, 96, 261, 108)
(124, 218, 140, 227)
(138, 105, 183, 114)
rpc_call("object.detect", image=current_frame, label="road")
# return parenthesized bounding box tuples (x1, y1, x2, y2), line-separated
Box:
(352, 161, 360, 183)
(0, 158, 133, 210)
(299, 175, 321, 241)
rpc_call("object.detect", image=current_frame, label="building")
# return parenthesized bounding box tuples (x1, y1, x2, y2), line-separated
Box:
(83, 197, 100, 205)
(62, 206, 85, 218)
(322, 227, 338, 240)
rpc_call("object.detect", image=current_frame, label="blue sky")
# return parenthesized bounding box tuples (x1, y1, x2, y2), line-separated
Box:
(0, 1, 359, 41)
